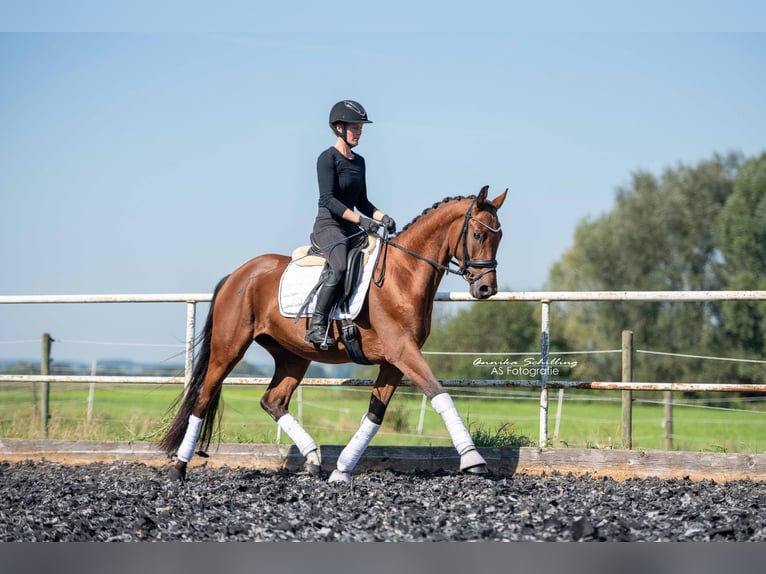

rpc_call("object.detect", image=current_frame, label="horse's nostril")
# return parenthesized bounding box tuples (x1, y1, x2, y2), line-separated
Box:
(478, 285, 493, 298)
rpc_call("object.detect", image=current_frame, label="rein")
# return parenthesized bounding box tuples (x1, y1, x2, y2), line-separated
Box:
(374, 197, 500, 287)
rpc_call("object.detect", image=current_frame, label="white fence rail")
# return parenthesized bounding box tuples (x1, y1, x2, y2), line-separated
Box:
(2, 290, 766, 447)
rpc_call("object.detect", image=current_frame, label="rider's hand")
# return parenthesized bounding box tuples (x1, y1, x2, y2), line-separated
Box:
(381, 214, 396, 234)
(358, 216, 381, 234)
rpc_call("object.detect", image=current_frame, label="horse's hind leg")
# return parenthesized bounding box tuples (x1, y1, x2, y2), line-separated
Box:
(164, 304, 255, 481)
(328, 363, 402, 483)
(258, 342, 319, 475)
(168, 350, 249, 481)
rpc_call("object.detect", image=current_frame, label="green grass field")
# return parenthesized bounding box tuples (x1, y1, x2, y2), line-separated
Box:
(1, 383, 764, 454)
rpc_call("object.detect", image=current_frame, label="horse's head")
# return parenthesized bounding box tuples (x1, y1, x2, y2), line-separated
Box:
(455, 185, 507, 299)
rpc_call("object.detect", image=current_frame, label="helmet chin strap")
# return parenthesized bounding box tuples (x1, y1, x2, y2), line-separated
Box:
(336, 123, 357, 149)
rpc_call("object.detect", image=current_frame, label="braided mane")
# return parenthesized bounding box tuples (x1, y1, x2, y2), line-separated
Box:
(397, 195, 475, 235)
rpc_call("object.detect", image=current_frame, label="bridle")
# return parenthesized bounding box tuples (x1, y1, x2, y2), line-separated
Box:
(374, 196, 501, 287)
(453, 196, 502, 282)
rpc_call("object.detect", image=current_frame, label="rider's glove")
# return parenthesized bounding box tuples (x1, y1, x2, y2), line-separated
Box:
(381, 214, 397, 234)
(358, 217, 381, 234)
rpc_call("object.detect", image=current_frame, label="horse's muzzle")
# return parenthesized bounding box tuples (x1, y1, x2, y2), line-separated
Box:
(470, 279, 498, 300)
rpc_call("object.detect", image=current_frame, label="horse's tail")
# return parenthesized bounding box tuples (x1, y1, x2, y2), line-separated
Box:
(157, 274, 230, 455)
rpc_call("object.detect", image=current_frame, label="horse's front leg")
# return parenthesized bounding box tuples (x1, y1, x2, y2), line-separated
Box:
(328, 363, 402, 483)
(431, 392, 487, 473)
(390, 345, 488, 475)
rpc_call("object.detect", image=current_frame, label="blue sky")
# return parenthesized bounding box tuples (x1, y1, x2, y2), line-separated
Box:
(1, 5, 765, 365)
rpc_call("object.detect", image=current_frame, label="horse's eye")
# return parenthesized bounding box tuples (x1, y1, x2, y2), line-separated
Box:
(473, 232, 482, 241)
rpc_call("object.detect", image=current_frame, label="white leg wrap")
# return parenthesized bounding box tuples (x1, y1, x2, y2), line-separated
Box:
(277, 414, 318, 457)
(431, 393, 475, 455)
(335, 416, 381, 473)
(177, 414, 204, 463)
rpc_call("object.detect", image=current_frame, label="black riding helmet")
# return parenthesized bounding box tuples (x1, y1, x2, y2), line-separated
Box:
(329, 100, 372, 148)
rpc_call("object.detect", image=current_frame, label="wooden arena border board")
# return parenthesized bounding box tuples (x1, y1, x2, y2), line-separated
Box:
(1, 439, 765, 482)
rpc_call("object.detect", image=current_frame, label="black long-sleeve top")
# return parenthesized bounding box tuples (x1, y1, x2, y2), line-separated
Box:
(316, 146, 377, 221)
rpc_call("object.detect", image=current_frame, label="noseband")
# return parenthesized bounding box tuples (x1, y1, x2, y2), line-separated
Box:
(375, 196, 501, 286)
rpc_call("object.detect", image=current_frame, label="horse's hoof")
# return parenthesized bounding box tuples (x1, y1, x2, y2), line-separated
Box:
(459, 448, 487, 472)
(305, 449, 322, 477)
(463, 463, 488, 475)
(328, 469, 351, 484)
(168, 465, 186, 482)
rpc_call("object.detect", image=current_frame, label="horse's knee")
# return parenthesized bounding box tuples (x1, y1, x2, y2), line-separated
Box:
(260, 393, 287, 421)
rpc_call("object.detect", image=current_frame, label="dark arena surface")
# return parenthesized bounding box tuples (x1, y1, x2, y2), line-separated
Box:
(2, 460, 765, 543)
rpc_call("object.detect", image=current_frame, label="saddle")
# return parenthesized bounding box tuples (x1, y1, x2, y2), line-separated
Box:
(291, 232, 375, 306)
(279, 233, 380, 364)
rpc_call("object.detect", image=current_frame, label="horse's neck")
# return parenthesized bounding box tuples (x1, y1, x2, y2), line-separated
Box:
(394, 206, 462, 288)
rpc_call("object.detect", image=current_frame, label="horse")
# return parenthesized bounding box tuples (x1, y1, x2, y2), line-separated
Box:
(158, 185, 507, 483)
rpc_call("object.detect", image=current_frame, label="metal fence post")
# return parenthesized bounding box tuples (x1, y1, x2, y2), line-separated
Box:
(539, 300, 550, 448)
(664, 391, 673, 450)
(621, 330, 633, 449)
(86, 359, 96, 424)
(417, 394, 427, 434)
(184, 301, 196, 392)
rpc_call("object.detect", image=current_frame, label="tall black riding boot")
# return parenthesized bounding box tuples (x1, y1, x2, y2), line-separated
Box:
(305, 274, 344, 349)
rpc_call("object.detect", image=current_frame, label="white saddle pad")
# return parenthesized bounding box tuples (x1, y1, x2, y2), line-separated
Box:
(278, 238, 381, 320)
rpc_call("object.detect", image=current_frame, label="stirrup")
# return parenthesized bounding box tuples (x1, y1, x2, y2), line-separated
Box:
(305, 324, 337, 349)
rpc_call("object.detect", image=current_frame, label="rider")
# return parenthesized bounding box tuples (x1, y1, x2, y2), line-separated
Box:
(305, 100, 396, 347)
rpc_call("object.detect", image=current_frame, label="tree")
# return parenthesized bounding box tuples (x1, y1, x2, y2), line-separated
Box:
(422, 298, 540, 379)
(3, 361, 37, 375)
(715, 152, 766, 384)
(546, 153, 742, 383)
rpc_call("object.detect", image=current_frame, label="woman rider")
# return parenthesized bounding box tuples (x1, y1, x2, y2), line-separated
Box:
(305, 100, 396, 347)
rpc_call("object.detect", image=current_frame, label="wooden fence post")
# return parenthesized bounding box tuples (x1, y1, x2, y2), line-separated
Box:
(621, 330, 633, 450)
(40, 333, 52, 437)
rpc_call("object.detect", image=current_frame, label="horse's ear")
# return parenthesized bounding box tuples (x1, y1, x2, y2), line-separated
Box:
(476, 185, 490, 207)
(492, 188, 508, 210)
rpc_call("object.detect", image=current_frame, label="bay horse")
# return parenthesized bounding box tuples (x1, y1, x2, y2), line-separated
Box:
(158, 185, 507, 483)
